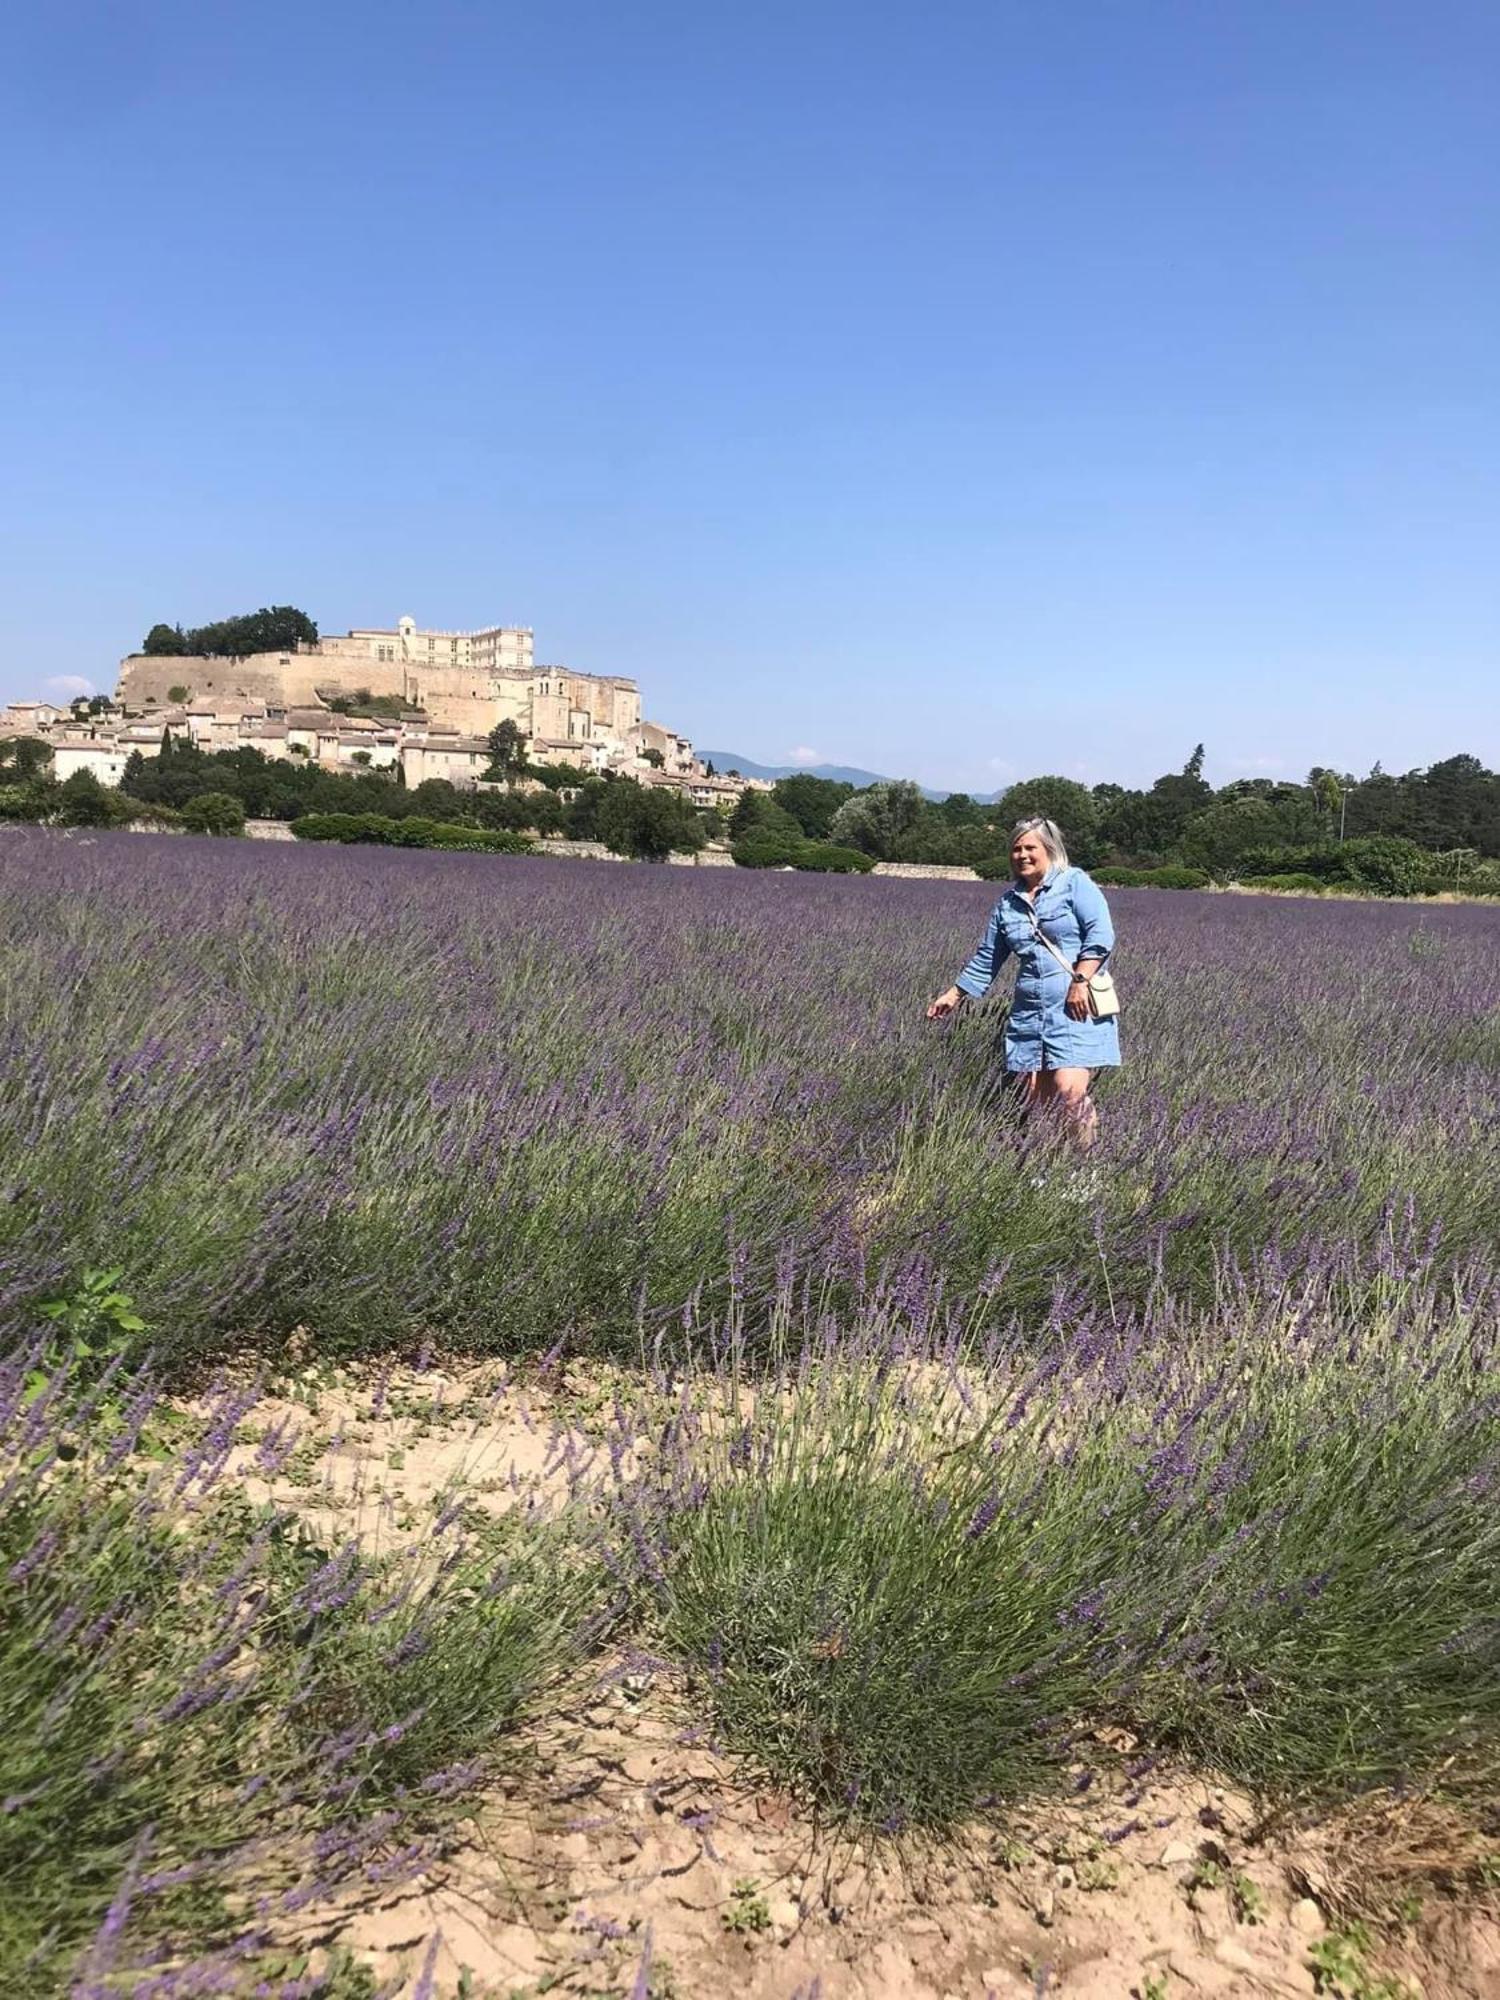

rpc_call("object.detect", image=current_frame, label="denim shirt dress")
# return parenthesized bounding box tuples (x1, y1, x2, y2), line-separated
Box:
(955, 865, 1121, 1073)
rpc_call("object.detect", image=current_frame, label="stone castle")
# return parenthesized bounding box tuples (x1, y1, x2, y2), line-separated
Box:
(5, 612, 761, 812)
(115, 614, 642, 752)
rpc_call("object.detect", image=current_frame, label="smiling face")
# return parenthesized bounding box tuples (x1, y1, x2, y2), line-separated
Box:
(1011, 829, 1050, 884)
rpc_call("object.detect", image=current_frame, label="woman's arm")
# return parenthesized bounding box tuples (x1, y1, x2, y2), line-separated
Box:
(1063, 875, 1115, 1020)
(927, 904, 1012, 1018)
(1070, 873, 1115, 965)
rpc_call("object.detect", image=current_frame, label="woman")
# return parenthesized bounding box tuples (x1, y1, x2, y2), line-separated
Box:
(927, 817, 1119, 1147)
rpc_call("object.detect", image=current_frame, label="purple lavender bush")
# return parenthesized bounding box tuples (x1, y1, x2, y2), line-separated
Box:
(0, 1339, 594, 1993)
(2, 828, 1498, 1367)
(610, 1281, 1500, 1829)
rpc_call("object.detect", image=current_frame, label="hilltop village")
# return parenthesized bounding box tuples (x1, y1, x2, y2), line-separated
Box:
(0, 612, 751, 813)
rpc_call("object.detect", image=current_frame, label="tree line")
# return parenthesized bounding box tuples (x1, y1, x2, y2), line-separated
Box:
(725, 747, 1500, 892)
(5, 730, 1500, 890)
(140, 606, 319, 658)
(0, 736, 709, 862)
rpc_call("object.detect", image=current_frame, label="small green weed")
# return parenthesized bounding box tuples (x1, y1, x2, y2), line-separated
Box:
(37, 1266, 147, 1378)
(1076, 1857, 1119, 1892)
(1308, 1923, 1417, 1998)
(721, 1879, 772, 1934)
(1232, 1873, 1266, 1924)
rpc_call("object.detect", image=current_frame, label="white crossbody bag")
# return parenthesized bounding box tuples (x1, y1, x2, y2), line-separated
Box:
(1025, 903, 1121, 1021)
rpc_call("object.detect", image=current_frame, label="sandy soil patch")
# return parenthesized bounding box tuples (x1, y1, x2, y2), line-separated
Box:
(315, 1664, 1498, 1998)
(200, 1359, 1498, 1999)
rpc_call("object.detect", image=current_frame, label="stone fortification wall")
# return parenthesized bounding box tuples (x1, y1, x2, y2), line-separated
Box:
(116, 647, 410, 713)
(531, 671, 639, 743)
(118, 650, 639, 742)
(401, 663, 531, 733)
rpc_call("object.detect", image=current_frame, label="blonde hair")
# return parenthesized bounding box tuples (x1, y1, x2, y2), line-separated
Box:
(1010, 816, 1069, 869)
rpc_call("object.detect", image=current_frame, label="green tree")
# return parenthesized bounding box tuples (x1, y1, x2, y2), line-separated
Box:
(180, 792, 247, 837)
(935, 791, 986, 827)
(890, 816, 1004, 868)
(730, 789, 802, 841)
(827, 780, 924, 859)
(410, 779, 469, 819)
(770, 773, 855, 840)
(1180, 798, 1291, 876)
(53, 771, 119, 828)
(144, 606, 318, 658)
(1096, 746, 1213, 861)
(484, 718, 530, 781)
(0, 737, 54, 782)
(1334, 835, 1427, 896)
(0, 781, 54, 823)
(167, 685, 191, 704)
(185, 606, 318, 656)
(596, 780, 705, 861)
(1308, 767, 1343, 837)
(995, 776, 1101, 861)
(564, 778, 610, 840)
(494, 788, 564, 836)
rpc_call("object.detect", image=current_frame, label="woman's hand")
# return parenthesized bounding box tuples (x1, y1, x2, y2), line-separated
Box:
(1065, 976, 1091, 1022)
(927, 986, 965, 1021)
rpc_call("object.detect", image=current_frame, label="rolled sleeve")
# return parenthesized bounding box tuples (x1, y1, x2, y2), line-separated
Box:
(955, 904, 1011, 997)
(1071, 872, 1115, 962)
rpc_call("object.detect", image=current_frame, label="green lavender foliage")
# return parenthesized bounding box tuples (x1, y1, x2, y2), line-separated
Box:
(3, 834, 1500, 1370)
(0, 1359, 591, 1990)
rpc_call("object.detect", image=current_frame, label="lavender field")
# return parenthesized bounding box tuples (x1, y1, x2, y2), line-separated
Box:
(4, 828, 1500, 1996)
(4, 829, 1500, 1361)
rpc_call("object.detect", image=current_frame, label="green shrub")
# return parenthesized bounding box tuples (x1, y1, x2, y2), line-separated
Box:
(1240, 838, 1428, 896)
(54, 771, 131, 829)
(642, 1365, 1111, 1826)
(0, 782, 53, 824)
(291, 812, 530, 855)
(1243, 872, 1324, 894)
(1093, 865, 1209, 890)
(731, 835, 872, 873)
(1335, 835, 1428, 896)
(787, 842, 873, 874)
(120, 798, 184, 830)
(180, 792, 247, 837)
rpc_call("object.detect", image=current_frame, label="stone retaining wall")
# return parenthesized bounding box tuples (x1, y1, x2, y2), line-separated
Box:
(871, 860, 982, 882)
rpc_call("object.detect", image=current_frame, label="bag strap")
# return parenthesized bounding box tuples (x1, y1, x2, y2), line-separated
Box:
(1025, 888, 1112, 984)
(1023, 897, 1081, 980)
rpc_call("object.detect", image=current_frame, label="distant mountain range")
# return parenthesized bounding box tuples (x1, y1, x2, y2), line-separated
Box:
(697, 751, 975, 803)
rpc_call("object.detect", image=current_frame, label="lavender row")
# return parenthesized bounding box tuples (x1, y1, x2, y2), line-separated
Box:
(3, 830, 1499, 1364)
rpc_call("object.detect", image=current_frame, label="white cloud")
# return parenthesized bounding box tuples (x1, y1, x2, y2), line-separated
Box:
(786, 745, 823, 766)
(45, 676, 94, 699)
(1231, 755, 1286, 773)
(985, 756, 1015, 776)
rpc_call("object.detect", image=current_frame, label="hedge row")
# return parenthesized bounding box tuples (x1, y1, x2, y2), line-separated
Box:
(290, 814, 533, 854)
(731, 835, 874, 873)
(1091, 865, 1210, 890)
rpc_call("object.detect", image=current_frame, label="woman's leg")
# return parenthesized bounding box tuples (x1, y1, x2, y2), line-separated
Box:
(1010, 1069, 1042, 1113)
(1033, 1067, 1099, 1150)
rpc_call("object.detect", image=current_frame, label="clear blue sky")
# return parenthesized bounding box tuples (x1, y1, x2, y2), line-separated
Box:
(2, 0, 1495, 792)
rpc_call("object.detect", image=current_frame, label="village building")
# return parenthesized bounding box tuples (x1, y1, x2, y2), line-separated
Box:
(4, 614, 757, 813)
